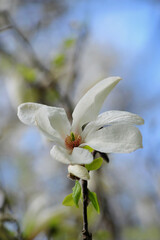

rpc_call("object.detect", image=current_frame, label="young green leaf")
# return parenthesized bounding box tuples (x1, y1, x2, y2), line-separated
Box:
(62, 193, 74, 206)
(72, 180, 81, 208)
(85, 157, 103, 171)
(83, 145, 94, 152)
(64, 38, 75, 48)
(18, 64, 36, 83)
(88, 190, 100, 214)
(53, 54, 65, 67)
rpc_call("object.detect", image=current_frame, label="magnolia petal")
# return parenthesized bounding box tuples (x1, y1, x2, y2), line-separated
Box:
(68, 165, 90, 180)
(50, 145, 71, 164)
(85, 124, 143, 153)
(72, 77, 121, 132)
(36, 107, 71, 140)
(18, 102, 61, 144)
(82, 110, 144, 138)
(71, 147, 93, 164)
(50, 146, 93, 165)
(48, 108, 71, 138)
(18, 102, 71, 145)
(35, 110, 64, 145)
(17, 102, 43, 125)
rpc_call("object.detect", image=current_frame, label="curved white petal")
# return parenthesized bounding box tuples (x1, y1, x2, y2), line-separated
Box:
(82, 110, 144, 138)
(17, 102, 43, 125)
(50, 145, 71, 164)
(36, 107, 71, 139)
(68, 165, 90, 180)
(85, 124, 143, 153)
(35, 110, 64, 145)
(72, 77, 121, 132)
(71, 147, 93, 164)
(18, 102, 71, 145)
(50, 146, 93, 165)
(48, 108, 71, 138)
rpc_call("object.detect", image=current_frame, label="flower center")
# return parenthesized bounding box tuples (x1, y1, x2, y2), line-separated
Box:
(65, 132, 82, 150)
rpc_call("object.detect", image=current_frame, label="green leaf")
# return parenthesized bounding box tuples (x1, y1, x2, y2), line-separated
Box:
(45, 89, 59, 103)
(85, 157, 103, 171)
(23, 88, 39, 102)
(72, 180, 81, 208)
(88, 190, 100, 214)
(53, 54, 65, 67)
(18, 65, 36, 83)
(62, 181, 82, 208)
(64, 38, 75, 48)
(62, 193, 74, 206)
(83, 145, 94, 152)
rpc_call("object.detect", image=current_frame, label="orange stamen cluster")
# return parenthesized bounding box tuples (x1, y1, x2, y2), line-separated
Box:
(65, 132, 82, 150)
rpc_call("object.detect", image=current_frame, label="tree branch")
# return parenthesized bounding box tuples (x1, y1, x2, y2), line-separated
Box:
(0, 25, 12, 32)
(81, 180, 92, 240)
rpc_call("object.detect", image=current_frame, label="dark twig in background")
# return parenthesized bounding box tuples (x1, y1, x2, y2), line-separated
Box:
(0, 25, 12, 32)
(0, 187, 23, 240)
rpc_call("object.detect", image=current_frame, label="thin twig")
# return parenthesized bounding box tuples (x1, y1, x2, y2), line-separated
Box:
(0, 214, 23, 240)
(81, 180, 92, 240)
(0, 186, 23, 240)
(0, 25, 12, 32)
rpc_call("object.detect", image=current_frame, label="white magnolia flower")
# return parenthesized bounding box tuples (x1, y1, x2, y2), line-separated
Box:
(17, 77, 144, 180)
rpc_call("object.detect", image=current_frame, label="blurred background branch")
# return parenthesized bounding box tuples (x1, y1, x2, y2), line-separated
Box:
(0, 25, 12, 32)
